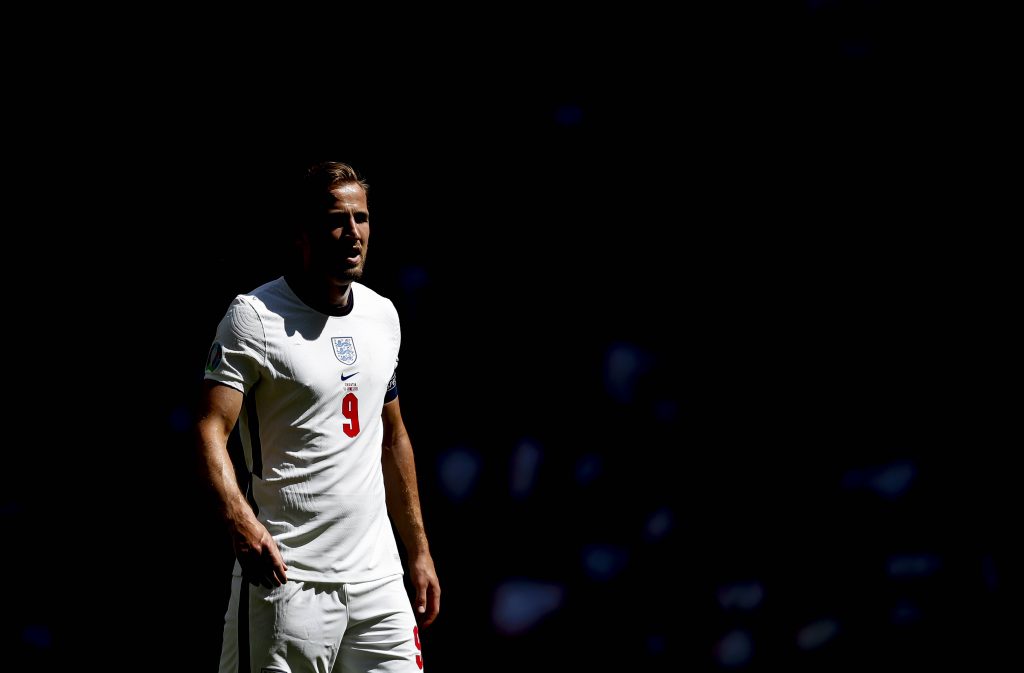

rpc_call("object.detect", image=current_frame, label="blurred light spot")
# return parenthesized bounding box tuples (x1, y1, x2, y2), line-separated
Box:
(510, 439, 542, 500)
(22, 625, 52, 649)
(982, 555, 998, 591)
(582, 544, 629, 581)
(554, 104, 583, 127)
(796, 618, 839, 650)
(400, 265, 429, 293)
(438, 447, 481, 502)
(887, 554, 941, 578)
(890, 599, 921, 625)
(169, 406, 191, 433)
(717, 581, 764, 611)
(644, 507, 674, 542)
(492, 580, 564, 636)
(646, 634, 666, 654)
(574, 453, 602, 486)
(841, 460, 915, 499)
(869, 461, 916, 497)
(605, 342, 652, 404)
(714, 629, 753, 668)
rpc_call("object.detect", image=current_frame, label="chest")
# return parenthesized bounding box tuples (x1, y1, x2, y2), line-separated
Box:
(266, 315, 397, 397)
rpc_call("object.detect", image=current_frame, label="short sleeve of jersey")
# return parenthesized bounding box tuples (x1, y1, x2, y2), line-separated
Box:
(204, 296, 266, 393)
(384, 368, 399, 403)
(383, 298, 401, 403)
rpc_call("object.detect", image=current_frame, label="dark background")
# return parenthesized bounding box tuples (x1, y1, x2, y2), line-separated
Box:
(6, 3, 1015, 670)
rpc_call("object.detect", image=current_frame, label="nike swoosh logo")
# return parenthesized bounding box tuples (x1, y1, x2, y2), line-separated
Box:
(341, 372, 359, 381)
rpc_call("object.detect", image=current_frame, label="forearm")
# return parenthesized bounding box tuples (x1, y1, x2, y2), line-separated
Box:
(196, 418, 252, 527)
(382, 435, 430, 556)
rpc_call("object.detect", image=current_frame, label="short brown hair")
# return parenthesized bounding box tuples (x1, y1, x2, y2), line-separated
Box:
(292, 161, 370, 233)
(303, 161, 369, 199)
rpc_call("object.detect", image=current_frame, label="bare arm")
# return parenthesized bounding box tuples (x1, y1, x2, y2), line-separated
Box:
(196, 380, 286, 588)
(381, 397, 440, 626)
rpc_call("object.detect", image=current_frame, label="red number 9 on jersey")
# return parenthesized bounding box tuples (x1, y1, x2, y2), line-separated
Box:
(342, 392, 360, 437)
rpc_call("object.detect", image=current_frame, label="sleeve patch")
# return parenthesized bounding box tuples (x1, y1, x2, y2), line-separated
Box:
(383, 370, 399, 403)
(205, 342, 224, 372)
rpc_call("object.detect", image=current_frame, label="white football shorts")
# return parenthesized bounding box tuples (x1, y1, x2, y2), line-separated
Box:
(218, 573, 424, 672)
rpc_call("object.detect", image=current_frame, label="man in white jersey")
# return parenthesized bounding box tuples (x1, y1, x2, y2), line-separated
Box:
(197, 161, 440, 672)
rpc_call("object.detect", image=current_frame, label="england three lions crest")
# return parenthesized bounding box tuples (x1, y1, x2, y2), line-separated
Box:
(332, 337, 357, 365)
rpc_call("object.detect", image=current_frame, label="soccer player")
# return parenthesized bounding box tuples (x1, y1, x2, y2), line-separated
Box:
(197, 161, 439, 672)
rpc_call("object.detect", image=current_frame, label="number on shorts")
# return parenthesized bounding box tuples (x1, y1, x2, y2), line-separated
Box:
(414, 625, 423, 669)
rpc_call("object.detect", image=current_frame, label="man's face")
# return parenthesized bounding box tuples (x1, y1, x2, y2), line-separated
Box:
(299, 183, 370, 283)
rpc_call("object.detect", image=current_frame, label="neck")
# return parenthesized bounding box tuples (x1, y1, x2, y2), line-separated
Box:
(286, 272, 353, 316)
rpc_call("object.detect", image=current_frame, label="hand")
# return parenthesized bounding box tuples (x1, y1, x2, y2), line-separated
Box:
(409, 552, 440, 627)
(230, 516, 287, 589)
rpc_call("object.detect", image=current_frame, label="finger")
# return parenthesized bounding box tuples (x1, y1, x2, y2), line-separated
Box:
(268, 546, 288, 584)
(418, 585, 440, 627)
(273, 557, 288, 585)
(426, 586, 441, 626)
(416, 584, 427, 616)
(262, 562, 283, 587)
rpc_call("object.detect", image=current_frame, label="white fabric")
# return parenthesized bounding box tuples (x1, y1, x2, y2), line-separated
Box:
(218, 574, 423, 673)
(206, 277, 403, 583)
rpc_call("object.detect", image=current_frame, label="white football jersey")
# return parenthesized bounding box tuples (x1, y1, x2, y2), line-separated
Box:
(205, 277, 403, 583)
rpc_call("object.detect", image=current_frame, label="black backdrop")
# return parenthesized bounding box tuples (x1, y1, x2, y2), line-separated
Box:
(6, 4, 1014, 671)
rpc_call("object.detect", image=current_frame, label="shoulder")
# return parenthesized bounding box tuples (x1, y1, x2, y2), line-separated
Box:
(245, 276, 290, 308)
(219, 278, 286, 337)
(353, 282, 399, 320)
(218, 295, 263, 339)
(231, 277, 294, 322)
